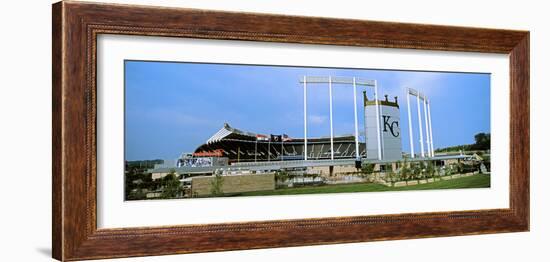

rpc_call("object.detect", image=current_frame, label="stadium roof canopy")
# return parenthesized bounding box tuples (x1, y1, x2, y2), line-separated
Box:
(207, 123, 260, 144)
(195, 123, 366, 163)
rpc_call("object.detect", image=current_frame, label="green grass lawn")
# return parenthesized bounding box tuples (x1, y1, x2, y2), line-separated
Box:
(234, 174, 490, 197)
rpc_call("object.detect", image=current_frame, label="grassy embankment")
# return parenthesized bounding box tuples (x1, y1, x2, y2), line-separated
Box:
(234, 173, 490, 197)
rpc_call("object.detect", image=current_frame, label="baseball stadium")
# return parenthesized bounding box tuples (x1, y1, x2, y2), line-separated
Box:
(129, 75, 490, 200)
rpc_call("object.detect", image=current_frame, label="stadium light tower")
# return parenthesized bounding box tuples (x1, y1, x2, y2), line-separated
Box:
(300, 76, 380, 161)
(303, 76, 308, 160)
(406, 89, 415, 158)
(416, 91, 425, 158)
(406, 88, 435, 158)
(427, 100, 434, 157)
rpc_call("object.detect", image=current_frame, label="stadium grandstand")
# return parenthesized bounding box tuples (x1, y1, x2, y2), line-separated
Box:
(192, 123, 366, 163)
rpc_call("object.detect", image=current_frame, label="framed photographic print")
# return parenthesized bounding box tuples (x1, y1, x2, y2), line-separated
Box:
(52, 1, 529, 261)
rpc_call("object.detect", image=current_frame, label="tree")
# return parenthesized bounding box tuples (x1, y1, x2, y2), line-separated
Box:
(445, 164, 455, 176)
(275, 170, 290, 188)
(435, 132, 491, 153)
(426, 161, 436, 181)
(361, 163, 375, 174)
(160, 169, 182, 199)
(481, 154, 491, 172)
(457, 162, 465, 174)
(386, 170, 397, 186)
(411, 162, 422, 182)
(125, 169, 157, 200)
(397, 158, 411, 184)
(398, 159, 412, 185)
(275, 170, 289, 183)
(360, 163, 376, 181)
(473, 132, 491, 150)
(210, 173, 224, 197)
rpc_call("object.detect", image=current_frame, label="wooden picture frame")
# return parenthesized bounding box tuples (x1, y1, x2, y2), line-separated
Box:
(52, 1, 529, 261)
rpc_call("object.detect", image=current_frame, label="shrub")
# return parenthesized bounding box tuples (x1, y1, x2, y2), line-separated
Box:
(210, 173, 224, 197)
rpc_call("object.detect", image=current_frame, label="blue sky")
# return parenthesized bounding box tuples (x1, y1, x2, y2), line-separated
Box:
(125, 61, 490, 161)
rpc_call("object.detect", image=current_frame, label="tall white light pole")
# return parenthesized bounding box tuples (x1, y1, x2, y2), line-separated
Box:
(416, 94, 425, 158)
(406, 88, 415, 158)
(303, 76, 308, 161)
(281, 139, 284, 162)
(268, 139, 271, 161)
(427, 101, 434, 157)
(423, 96, 430, 158)
(300, 76, 376, 161)
(352, 77, 360, 160)
(407, 88, 435, 159)
(374, 80, 382, 160)
(405, 88, 414, 158)
(329, 76, 334, 160)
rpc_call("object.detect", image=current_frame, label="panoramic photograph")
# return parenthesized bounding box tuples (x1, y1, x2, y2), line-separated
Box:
(124, 61, 491, 201)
